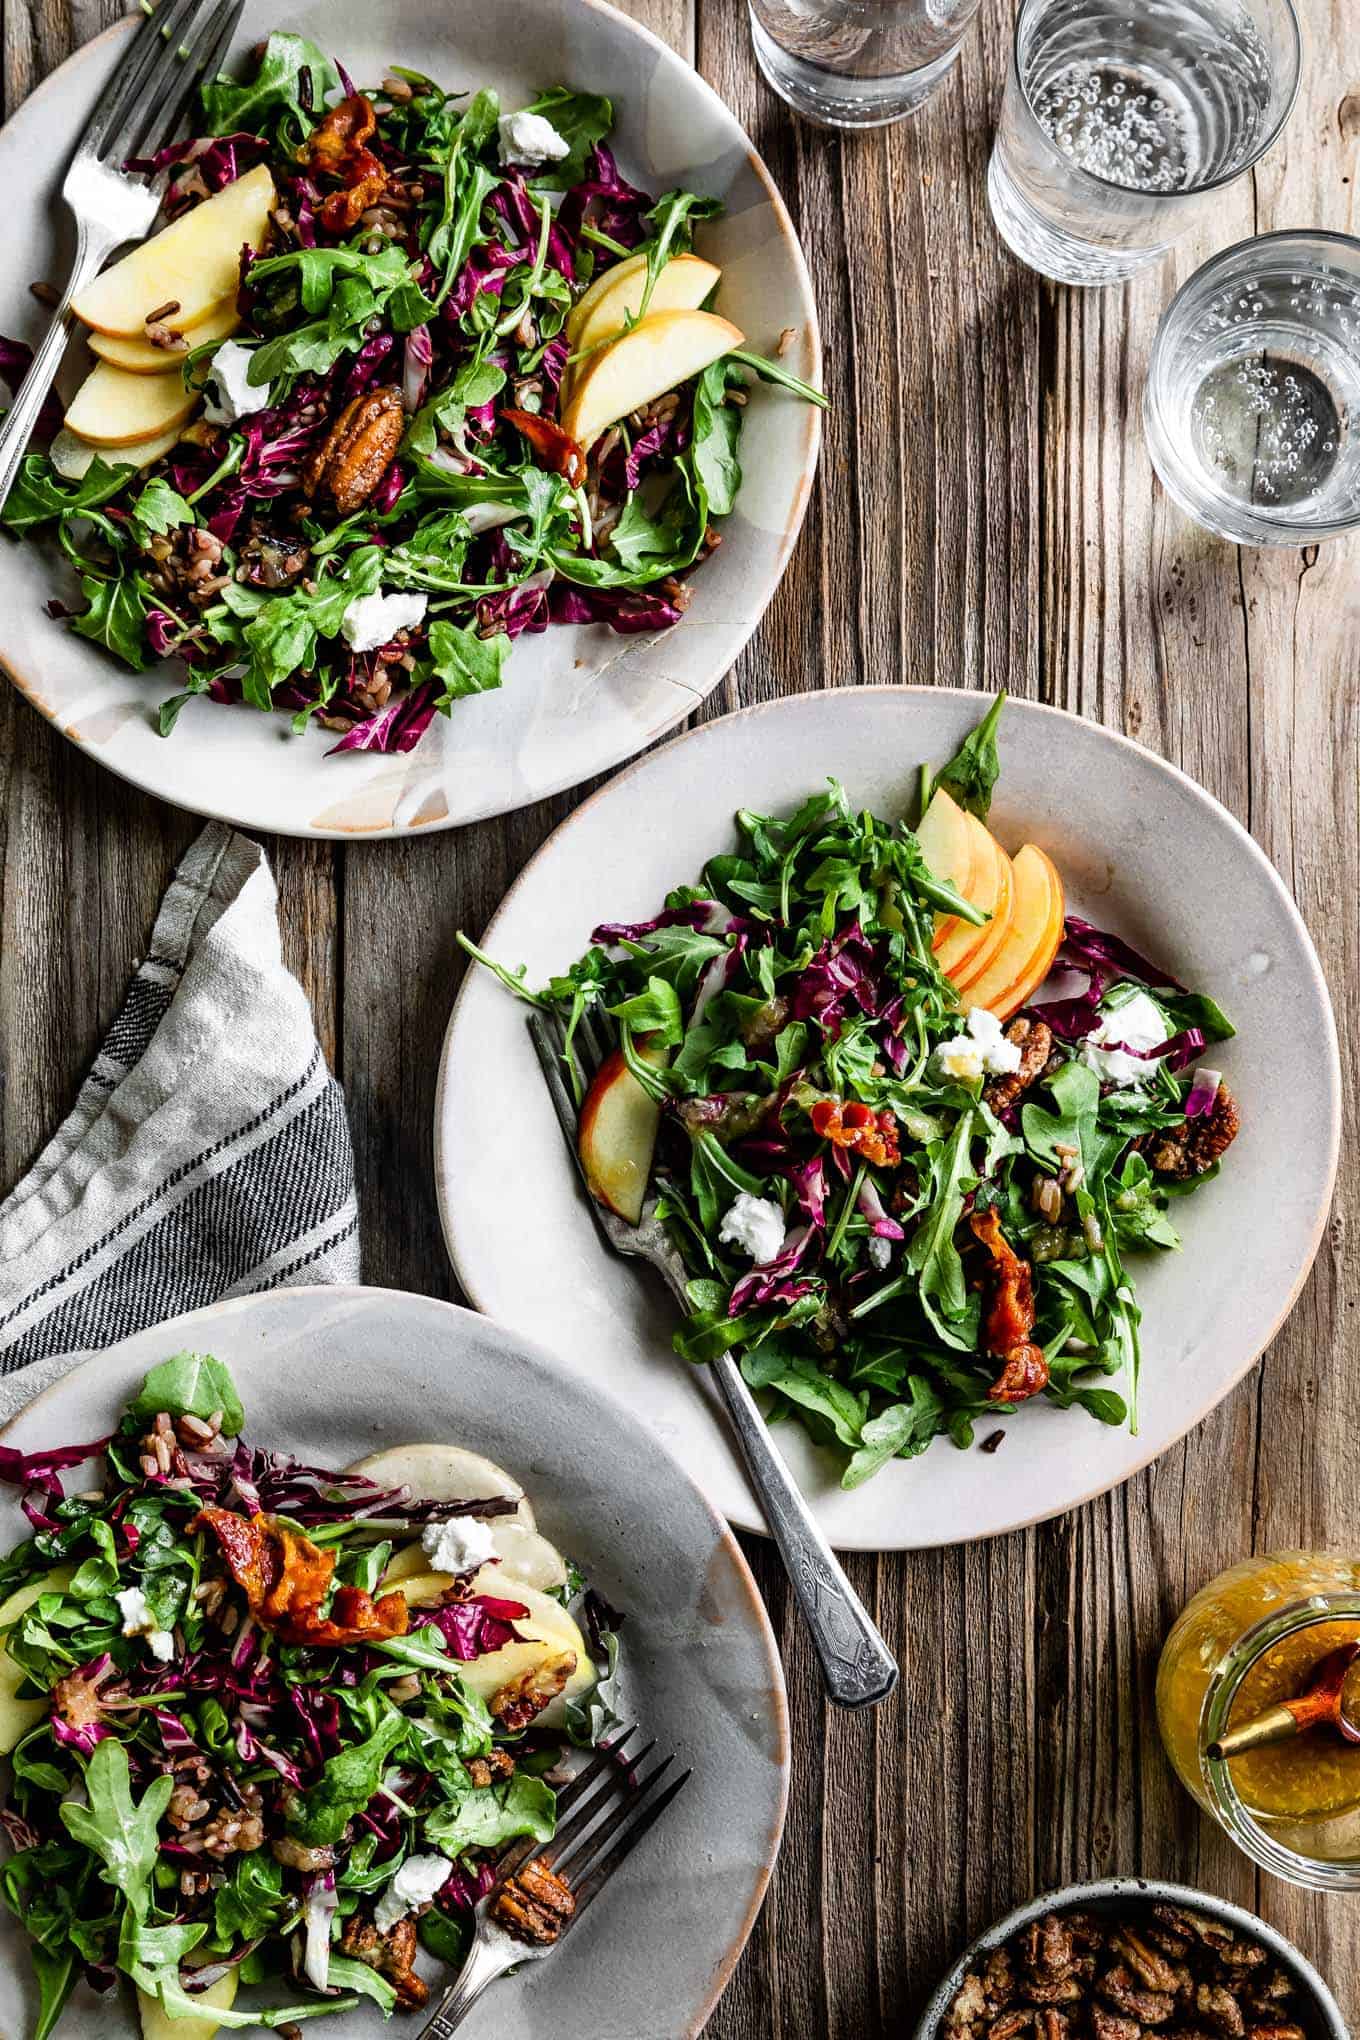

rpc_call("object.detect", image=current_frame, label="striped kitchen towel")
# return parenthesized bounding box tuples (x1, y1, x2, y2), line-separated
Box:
(0, 822, 359, 1411)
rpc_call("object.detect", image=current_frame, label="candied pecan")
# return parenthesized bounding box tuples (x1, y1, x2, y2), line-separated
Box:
(984, 1017, 1055, 1113)
(981, 1947, 1016, 2007)
(465, 1746, 516, 1787)
(1022, 1912, 1076, 1983)
(1246, 2027, 1306, 2040)
(1024, 1978, 1084, 2007)
(1244, 1973, 1295, 2009)
(491, 1649, 576, 1730)
(988, 2014, 1034, 2039)
(1099, 1965, 1175, 2024)
(1194, 1984, 1246, 2038)
(946, 1972, 990, 2040)
(1147, 1082, 1240, 1178)
(339, 1911, 427, 2009)
(1112, 1928, 1184, 1994)
(1091, 2015, 1142, 2040)
(1037, 2015, 1067, 2040)
(493, 1856, 576, 1945)
(302, 385, 405, 513)
(503, 406, 587, 487)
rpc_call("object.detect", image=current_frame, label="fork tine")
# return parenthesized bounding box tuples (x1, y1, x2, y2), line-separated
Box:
(103, 0, 223, 167)
(566, 1767, 693, 1918)
(540, 1741, 658, 1869)
(527, 1012, 583, 1146)
(573, 1006, 611, 1079)
(88, 0, 202, 160)
(146, 0, 244, 157)
(488, 1730, 641, 1888)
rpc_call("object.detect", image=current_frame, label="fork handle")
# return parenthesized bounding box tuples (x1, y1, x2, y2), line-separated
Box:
(0, 226, 117, 513)
(711, 1352, 899, 1709)
(418, 1930, 519, 2037)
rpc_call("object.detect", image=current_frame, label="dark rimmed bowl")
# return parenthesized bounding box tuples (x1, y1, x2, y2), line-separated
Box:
(912, 1877, 1348, 2040)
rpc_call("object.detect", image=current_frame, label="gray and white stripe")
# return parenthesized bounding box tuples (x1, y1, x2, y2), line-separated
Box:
(0, 823, 359, 1394)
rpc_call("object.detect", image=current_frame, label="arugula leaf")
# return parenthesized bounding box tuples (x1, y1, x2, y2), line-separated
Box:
(327, 1953, 398, 2015)
(286, 1710, 407, 1847)
(0, 451, 139, 533)
(688, 359, 743, 520)
(200, 31, 339, 149)
(218, 547, 383, 709)
(934, 692, 1007, 820)
(728, 346, 828, 408)
(427, 620, 508, 702)
(427, 92, 501, 308)
(608, 974, 684, 1048)
(741, 1345, 866, 1449)
(60, 1739, 173, 1913)
(904, 1113, 979, 1348)
(126, 1353, 245, 1435)
(1022, 1060, 1101, 1171)
(125, 477, 193, 548)
(423, 1772, 556, 1855)
(842, 1376, 946, 1488)
(519, 88, 613, 188)
(70, 569, 154, 670)
(29, 1942, 79, 2040)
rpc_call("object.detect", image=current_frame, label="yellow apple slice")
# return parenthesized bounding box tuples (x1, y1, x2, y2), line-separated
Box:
(565, 252, 722, 400)
(935, 816, 1006, 981)
(0, 1569, 71, 1753)
(89, 297, 240, 376)
(345, 1444, 536, 1531)
(916, 787, 983, 952)
(138, 1970, 238, 2040)
(962, 844, 1065, 1021)
(72, 163, 275, 338)
(560, 308, 743, 453)
(949, 832, 1016, 992)
(50, 422, 186, 480)
(578, 1043, 670, 1224)
(383, 1520, 568, 1593)
(63, 360, 198, 448)
(398, 1568, 595, 1724)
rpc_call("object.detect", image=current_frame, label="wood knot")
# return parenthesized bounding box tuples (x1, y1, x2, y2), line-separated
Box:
(1339, 91, 1360, 142)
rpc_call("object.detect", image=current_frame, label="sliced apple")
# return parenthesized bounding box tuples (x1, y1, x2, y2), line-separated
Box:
(396, 1567, 594, 1724)
(0, 1569, 71, 1753)
(915, 787, 984, 953)
(138, 1970, 238, 2040)
(934, 814, 1005, 980)
(49, 421, 186, 480)
(962, 844, 1065, 1021)
(564, 253, 722, 400)
(949, 832, 1016, 993)
(560, 307, 743, 453)
(72, 163, 275, 338)
(383, 1520, 568, 1593)
(89, 297, 240, 376)
(578, 1042, 670, 1224)
(63, 360, 198, 448)
(345, 1444, 536, 1531)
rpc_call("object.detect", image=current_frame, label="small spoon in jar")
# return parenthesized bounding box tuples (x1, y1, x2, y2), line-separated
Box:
(1208, 1640, 1360, 1761)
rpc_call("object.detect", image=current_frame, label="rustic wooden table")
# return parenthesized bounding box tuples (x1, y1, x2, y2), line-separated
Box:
(2, 0, 1358, 2030)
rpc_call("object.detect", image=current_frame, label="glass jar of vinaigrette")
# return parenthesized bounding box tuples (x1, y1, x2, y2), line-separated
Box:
(1157, 1551, 1360, 1890)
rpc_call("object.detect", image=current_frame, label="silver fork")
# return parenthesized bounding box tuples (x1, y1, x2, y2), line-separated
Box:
(419, 1726, 691, 2035)
(527, 1007, 899, 1711)
(0, 0, 245, 511)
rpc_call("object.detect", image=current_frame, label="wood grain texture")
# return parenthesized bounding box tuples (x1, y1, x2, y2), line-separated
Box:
(2, 0, 1358, 2030)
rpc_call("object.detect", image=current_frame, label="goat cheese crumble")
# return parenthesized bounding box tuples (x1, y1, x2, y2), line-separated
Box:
(340, 589, 429, 653)
(373, 1852, 453, 1934)
(497, 108, 571, 168)
(1082, 990, 1168, 1087)
(202, 339, 273, 424)
(421, 1515, 498, 1575)
(719, 1192, 786, 1266)
(115, 1585, 175, 1662)
(935, 1007, 1023, 1084)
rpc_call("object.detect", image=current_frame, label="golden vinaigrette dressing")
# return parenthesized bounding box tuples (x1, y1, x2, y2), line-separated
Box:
(1157, 1551, 1360, 1829)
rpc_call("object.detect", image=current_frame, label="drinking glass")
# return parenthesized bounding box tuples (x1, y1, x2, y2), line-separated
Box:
(749, 0, 984, 129)
(986, 0, 1300, 286)
(1144, 231, 1360, 545)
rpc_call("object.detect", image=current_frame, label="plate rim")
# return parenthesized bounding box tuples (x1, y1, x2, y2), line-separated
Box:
(435, 684, 1342, 1548)
(0, 1282, 790, 2038)
(0, 0, 822, 840)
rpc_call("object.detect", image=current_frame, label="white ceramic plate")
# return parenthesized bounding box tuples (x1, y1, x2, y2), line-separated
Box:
(437, 688, 1340, 1550)
(0, 1287, 788, 2040)
(0, 0, 820, 837)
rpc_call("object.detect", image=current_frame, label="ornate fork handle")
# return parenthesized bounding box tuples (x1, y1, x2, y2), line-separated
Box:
(419, 1928, 532, 2037)
(710, 1350, 898, 1708)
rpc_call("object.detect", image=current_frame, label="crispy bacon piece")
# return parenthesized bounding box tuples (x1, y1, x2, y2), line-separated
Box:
(306, 93, 390, 234)
(502, 408, 587, 488)
(810, 1098, 900, 1169)
(968, 1205, 1051, 1404)
(193, 1507, 408, 1646)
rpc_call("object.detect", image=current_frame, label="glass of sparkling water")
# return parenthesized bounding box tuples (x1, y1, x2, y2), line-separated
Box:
(1145, 232, 1360, 545)
(749, 0, 984, 128)
(987, 0, 1300, 286)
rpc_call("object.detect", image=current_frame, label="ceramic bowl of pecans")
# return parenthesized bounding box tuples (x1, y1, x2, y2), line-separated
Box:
(914, 1878, 1346, 2040)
